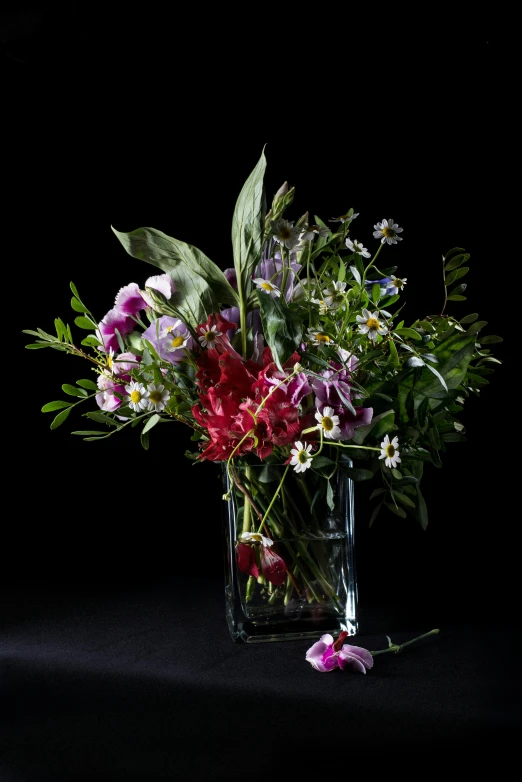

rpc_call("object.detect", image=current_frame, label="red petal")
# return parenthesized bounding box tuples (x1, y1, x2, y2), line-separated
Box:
(261, 546, 287, 587)
(237, 543, 259, 578)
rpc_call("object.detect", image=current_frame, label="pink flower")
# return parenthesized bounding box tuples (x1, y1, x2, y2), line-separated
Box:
(306, 632, 374, 673)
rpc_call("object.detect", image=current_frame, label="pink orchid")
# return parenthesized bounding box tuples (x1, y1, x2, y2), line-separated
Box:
(306, 632, 374, 673)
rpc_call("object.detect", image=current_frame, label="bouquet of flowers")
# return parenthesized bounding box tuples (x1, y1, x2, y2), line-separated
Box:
(23, 148, 502, 640)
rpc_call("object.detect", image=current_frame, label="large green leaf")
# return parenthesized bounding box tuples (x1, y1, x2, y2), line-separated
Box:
(111, 226, 238, 325)
(256, 293, 304, 371)
(397, 332, 476, 418)
(231, 148, 267, 299)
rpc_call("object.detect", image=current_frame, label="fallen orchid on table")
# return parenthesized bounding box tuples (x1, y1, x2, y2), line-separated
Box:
(306, 628, 440, 672)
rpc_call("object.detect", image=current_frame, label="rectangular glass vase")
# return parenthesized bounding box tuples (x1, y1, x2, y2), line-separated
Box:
(221, 459, 358, 643)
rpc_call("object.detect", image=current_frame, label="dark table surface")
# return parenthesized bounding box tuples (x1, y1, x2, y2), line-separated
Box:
(1, 577, 519, 782)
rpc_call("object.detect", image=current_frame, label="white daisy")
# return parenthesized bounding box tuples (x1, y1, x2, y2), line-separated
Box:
(345, 238, 371, 258)
(356, 308, 388, 343)
(198, 325, 222, 348)
(253, 278, 282, 298)
(146, 383, 170, 412)
(165, 327, 192, 353)
(315, 406, 341, 440)
(125, 380, 149, 412)
(373, 218, 404, 245)
(290, 441, 314, 473)
(307, 328, 336, 347)
(270, 218, 301, 249)
(299, 224, 330, 242)
(379, 435, 401, 469)
(386, 275, 407, 294)
(322, 281, 347, 309)
(310, 297, 329, 315)
(239, 531, 273, 547)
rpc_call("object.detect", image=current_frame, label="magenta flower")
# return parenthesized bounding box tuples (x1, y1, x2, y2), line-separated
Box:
(114, 282, 147, 315)
(306, 632, 374, 673)
(96, 308, 136, 354)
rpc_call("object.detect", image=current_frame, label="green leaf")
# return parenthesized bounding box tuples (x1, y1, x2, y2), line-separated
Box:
(372, 283, 380, 304)
(62, 383, 88, 397)
(76, 379, 98, 390)
(74, 316, 97, 330)
(71, 297, 88, 313)
(444, 252, 470, 271)
(256, 292, 304, 371)
(142, 413, 161, 435)
(445, 267, 469, 287)
(231, 148, 267, 300)
(394, 328, 423, 341)
(41, 400, 73, 413)
(415, 482, 429, 529)
(25, 343, 55, 350)
(85, 411, 119, 426)
(447, 295, 467, 301)
(369, 501, 383, 527)
(466, 320, 487, 334)
(391, 468, 403, 480)
(326, 480, 335, 511)
(71, 430, 106, 436)
(111, 225, 238, 324)
(460, 312, 479, 324)
(392, 491, 416, 509)
(385, 502, 407, 518)
(479, 335, 503, 344)
(424, 362, 448, 392)
(50, 407, 71, 430)
(81, 335, 103, 347)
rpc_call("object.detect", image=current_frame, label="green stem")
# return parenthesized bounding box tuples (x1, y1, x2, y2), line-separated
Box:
(257, 464, 290, 533)
(361, 243, 384, 286)
(370, 629, 440, 657)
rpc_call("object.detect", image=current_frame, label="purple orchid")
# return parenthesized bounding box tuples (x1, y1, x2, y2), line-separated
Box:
(306, 632, 374, 673)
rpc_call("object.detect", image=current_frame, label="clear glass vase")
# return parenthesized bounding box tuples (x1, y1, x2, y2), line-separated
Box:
(221, 457, 358, 643)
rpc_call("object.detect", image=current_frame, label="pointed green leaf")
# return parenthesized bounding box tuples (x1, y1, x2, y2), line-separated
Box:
(385, 502, 407, 518)
(85, 411, 119, 426)
(71, 297, 88, 313)
(394, 328, 423, 341)
(111, 225, 238, 324)
(41, 400, 73, 412)
(445, 267, 469, 287)
(142, 413, 161, 435)
(62, 384, 88, 397)
(369, 501, 383, 527)
(232, 148, 267, 298)
(479, 335, 503, 344)
(444, 252, 470, 271)
(76, 379, 98, 390)
(460, 312, 479, 324)
(74, 316, 97, 330)
(50, 407, 72, 430)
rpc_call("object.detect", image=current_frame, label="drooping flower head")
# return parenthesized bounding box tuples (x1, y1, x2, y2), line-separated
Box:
(306, 632, 374, 673)
(289, 441, 313, 473)
(345, 237, 371, 258)
(270, 218, 301, 250)
(140, 273, 176, 309)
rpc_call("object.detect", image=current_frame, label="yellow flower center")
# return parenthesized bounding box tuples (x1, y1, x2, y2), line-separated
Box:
(166, 325, 175, 333)
(280, 227, 292, 239)
(107, 355, 113, 369)
(130, 390, 141, 403)
(366, 317, 380, 330)
(394, 279, 403, 287)
(386, 444, 395, 457)
(205, 331, 216, 342)
(383, 226, 396, 238)
(298, 450, 309, 463)
(249, 533, 263, 543)
(315, 333, 331, 343)
(149, 390, 162, 403)
(171, 335, 184, 348)
(261, 282, 274, 291)
(322, 416, 334, 431)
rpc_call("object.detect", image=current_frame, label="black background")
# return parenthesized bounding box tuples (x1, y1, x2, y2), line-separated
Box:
(8, 16, 515, 619)
(3, 12, 520, 776)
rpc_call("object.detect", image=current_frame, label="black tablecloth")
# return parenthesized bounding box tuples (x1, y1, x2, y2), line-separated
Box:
(1, 579, 519, 781)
